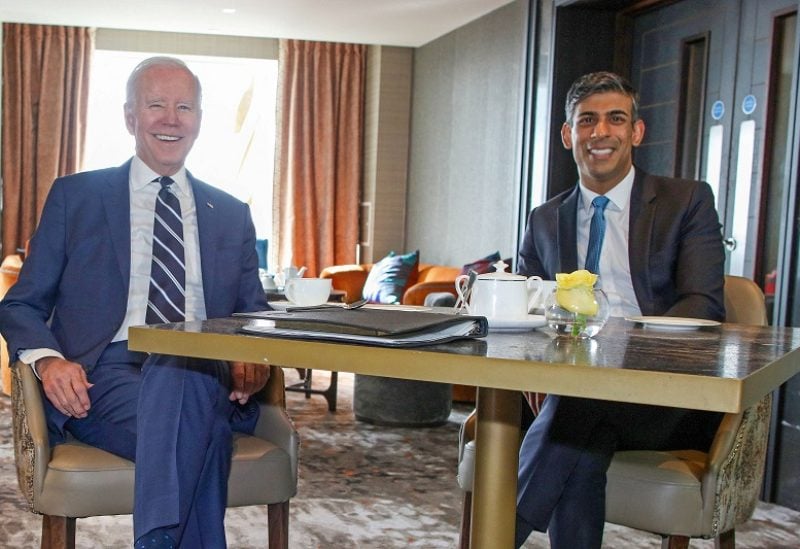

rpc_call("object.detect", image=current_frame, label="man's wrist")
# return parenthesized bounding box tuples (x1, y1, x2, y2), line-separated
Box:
(18, 349, 65, 381)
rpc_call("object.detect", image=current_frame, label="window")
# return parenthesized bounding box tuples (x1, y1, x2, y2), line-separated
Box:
(84, 49, 278, 240)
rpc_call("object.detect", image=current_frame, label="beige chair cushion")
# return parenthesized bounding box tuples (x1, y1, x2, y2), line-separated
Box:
(37, 416, 294, 518)
(460, 440, 709, 534)
(606, 450, 706, 535)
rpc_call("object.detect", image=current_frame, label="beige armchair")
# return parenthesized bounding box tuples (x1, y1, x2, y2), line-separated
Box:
(10, 361, 298, 549)
(456, 275, 772, 548)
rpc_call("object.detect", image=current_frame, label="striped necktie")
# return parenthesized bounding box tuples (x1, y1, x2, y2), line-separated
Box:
(584, 195, 610, 275)
(146, 176, 185, 324)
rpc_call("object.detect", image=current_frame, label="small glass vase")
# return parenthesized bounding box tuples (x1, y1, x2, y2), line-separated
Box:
(544, 288, 610, 338)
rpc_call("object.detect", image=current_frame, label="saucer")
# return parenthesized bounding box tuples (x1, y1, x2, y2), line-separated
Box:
(625, 316, 721, 331)
(488, 314, 547, 333)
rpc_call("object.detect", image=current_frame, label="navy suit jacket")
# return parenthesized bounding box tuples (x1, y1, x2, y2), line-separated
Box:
(517, 169, 725, 320)
(0, 159, 267, 368)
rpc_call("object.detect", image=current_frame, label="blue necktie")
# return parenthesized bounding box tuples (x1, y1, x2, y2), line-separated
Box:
(146, 176, 185, 324)
(584, 195, 610, 275)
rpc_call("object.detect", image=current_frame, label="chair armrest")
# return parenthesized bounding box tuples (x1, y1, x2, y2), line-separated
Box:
(256, 365, 286, 408)
(459, 409, 477, 458)
(403, 281, 458, 306)
(253, 404, 299, 485)
(11, 361, 51, 510)
(701, 394, 772, 534)
(319, 264, 371, 303)
(252, 364, 298, 482)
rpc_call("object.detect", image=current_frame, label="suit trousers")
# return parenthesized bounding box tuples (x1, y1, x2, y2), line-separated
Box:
(63, 342, 260, 547)
(516, 394, 721, 549)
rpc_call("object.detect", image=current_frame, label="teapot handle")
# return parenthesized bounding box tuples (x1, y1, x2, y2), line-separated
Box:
(525, 276, 544, 313)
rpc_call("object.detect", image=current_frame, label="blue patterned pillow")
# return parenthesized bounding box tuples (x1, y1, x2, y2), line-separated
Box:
(362, 250, 420, 304)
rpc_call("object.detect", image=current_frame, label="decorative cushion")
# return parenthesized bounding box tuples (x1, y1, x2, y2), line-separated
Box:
(460, 251, 501, 276)
(460, 252, 514, 276)
(362, 250, 420, 304)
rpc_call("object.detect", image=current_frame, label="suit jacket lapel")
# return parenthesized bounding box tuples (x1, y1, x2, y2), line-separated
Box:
(191, 174, 218, 303)
(557, 186, 580, 272)
(102, 160, 133, 291)
(628, 170, 656, 310)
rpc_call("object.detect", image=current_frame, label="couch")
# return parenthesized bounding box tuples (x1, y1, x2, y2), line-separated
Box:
(319, 262, 461, 306)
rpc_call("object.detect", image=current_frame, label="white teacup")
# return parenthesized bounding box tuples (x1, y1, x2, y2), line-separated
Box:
(455, 272, 543, 320)
(284, 277, 332, 307)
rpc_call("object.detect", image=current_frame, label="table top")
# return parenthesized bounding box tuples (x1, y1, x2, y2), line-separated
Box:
(128, 316, 800, 414)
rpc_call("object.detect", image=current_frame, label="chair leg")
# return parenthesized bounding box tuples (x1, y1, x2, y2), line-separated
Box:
(324, 371, 338, 412)
(715, 529, 735, 549)
(41, 515, 76, 549)
(268, 500, 290, 549)
(661, 535, 690, 549)
(459, 491, 472, 549)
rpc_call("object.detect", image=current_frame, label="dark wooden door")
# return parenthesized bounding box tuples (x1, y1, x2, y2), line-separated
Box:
(626, 0, 800, 510)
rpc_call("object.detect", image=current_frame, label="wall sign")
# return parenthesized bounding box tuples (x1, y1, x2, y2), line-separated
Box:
(742, 94, 757, 115)
(711, 100, 725, 121)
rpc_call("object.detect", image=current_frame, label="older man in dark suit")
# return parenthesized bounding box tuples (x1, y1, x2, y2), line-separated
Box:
(515, 72, 725, 548)
(0, 56, 269, 548)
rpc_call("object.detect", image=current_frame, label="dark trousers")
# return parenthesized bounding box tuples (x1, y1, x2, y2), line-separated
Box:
(516, 395, 721, 549)
(62, 342, 259, 547)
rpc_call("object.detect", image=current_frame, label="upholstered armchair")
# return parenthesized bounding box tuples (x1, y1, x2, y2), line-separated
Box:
(456, 275, 772, 548)
(10, 361, 298, 549)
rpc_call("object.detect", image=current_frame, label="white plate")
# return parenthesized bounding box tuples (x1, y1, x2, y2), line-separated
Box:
(625, 316, 721, 331)
(488, 314, 547, 333)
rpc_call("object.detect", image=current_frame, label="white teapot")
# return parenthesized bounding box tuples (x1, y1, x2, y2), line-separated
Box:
(455, 261, 544, 320)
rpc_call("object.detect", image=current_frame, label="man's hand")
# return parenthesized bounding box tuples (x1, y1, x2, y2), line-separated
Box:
(37, 357, 93, 418)
(229, 361, 270, 404)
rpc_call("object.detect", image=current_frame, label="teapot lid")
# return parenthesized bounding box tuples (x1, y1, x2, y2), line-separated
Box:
(476, 260, 527, 281)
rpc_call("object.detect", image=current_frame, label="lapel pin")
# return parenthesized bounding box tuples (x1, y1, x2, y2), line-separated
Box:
(206, 202, 214, 209)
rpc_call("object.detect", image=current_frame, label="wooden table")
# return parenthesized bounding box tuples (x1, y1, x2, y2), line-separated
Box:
(129, 316, 800, 548)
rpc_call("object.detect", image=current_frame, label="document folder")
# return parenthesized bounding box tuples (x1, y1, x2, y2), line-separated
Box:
(236, 307, 488, 347)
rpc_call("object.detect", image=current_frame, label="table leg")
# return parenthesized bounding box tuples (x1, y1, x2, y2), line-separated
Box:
(470, 387, 520, 548)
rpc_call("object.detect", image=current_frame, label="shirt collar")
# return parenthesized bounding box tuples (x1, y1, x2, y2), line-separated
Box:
(578, 166, 636, 213)
(129, 155, 189, 197)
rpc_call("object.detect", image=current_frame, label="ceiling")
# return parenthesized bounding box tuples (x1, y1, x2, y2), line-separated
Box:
(0, 0, 518, 48)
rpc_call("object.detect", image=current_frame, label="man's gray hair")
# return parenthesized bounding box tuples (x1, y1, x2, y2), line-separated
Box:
(564, 71, 639, 124)
(125, 56, 202, 106)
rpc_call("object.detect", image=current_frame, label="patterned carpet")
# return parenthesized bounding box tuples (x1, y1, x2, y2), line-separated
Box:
(1, 369, 799, 548)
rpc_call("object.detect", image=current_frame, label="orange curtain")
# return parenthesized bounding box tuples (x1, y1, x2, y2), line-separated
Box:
(1, 23, 93, 257)
(274, 40, 365, 277)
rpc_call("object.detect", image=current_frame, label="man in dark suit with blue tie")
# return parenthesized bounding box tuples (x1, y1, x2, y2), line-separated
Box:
(514, 72, 726, 548)
(0, 56, 269, 548)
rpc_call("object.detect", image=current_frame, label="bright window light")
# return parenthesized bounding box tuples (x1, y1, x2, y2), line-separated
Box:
(84, 50, 278, 240)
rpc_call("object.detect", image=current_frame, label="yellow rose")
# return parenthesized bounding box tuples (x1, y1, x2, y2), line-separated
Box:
(555, 270, 599, 315)
(555, 270, 598, 290)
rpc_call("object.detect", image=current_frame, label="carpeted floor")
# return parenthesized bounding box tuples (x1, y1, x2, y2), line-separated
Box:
(1, 369, 799, 548)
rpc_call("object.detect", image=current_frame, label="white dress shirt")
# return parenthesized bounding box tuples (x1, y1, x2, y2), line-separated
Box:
(114, 157, 207, 341)
(576, 167, 642, 318)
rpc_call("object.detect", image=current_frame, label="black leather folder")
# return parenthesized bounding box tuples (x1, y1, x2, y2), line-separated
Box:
(236, 307, 488, 347)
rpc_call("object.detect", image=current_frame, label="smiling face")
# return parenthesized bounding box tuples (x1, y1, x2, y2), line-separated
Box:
(124, 64, 201, 176)
(561, 91, 645, 194)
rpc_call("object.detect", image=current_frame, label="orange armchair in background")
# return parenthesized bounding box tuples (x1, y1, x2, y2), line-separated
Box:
(319, 262, 461, 305)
